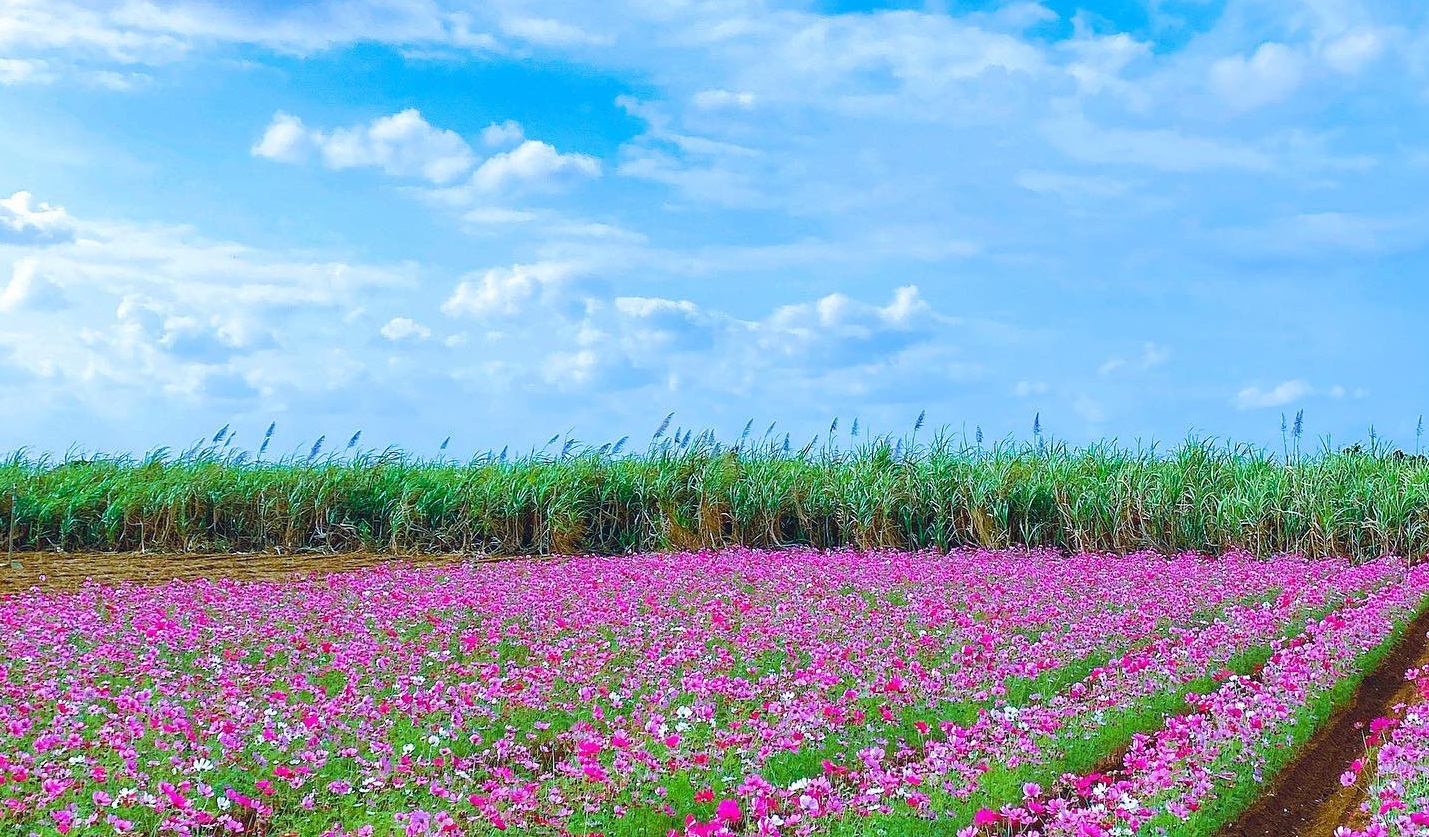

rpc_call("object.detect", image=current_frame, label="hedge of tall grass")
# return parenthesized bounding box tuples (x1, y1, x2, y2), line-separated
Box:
(3, 428, 1428, 561)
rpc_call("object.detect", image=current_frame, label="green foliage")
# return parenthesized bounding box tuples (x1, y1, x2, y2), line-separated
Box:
(3, 434, 1429, 560)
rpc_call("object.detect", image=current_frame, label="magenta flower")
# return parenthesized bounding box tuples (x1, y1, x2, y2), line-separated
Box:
(716, 798, 741, 823)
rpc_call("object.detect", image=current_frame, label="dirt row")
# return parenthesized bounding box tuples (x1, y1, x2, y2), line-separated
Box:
(0, 550, 506, 593)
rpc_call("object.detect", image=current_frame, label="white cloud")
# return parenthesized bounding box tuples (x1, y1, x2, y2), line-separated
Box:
(0, 57, 51, 84)
(1234, 379, 1313, 410)
(436, 266, 974, 400)
(1014, 380, 1047, 397)
(766, 285, 937, 338)
(692, 89, 756, 110)
(481, 120, 524, 148)
(441, 262, 584, 318)
(0, 191, 75, 245)
(1209, 42, 1305, 113)
(89, 69, 150, 90)
(1061, 31, 1149, 96)
(499, 17, 608, 46)
(380, 317, 432, 342)
(0, 0, 491, 66)
(254, 109, 476, 184)
(468, 141, 601, 193)
(0, 259, 68, 312)
(251, 112, 312, 164)
(256, 111, 598, 199)
(1321, 29, 1384, 74)
(0, 190, 416, 410)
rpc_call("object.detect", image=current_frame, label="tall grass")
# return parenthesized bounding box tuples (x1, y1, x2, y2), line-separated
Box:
(3, 431, 1428, 560)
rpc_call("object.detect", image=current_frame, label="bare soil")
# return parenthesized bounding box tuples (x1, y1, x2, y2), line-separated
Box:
(0, 550, 520, 593)
(1224, 605, 1429, 837)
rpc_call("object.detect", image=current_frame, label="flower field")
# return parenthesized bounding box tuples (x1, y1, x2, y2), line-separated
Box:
(1, 548, 1427, 837)
(1337, 663, 1429, 837)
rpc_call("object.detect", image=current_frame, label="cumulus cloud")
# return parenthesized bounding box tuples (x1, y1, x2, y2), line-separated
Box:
(0, 191, 75, 245)
(766, 286, 937, 339)
(434, 261, 972, 400)
(253, 109, 476, 184)
(250, 112, 312, 163)
(254, 111, 598, 199)
(481, 120, 524, 148)
(1234, 379, 1313, 410)
(0, 259, 68, 312)
(468, 141, 601, 193)
(441, 262, 584, 318)
(380, 317, 432, 342)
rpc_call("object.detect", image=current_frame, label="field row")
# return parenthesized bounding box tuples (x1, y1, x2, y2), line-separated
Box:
(1, 549, 1427, 835)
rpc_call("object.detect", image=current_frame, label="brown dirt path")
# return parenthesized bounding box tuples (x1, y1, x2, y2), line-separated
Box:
(1224, 605, 1429, 837)
(0, 550, 530, 593)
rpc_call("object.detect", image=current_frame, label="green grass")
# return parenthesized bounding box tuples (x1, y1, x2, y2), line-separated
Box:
(3, 431, 1429, 560)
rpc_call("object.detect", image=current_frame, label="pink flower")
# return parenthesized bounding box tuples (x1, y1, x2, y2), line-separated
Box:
(716, 799, 741, 823)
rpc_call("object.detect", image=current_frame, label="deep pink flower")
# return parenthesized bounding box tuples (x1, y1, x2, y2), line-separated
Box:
(716, 799, 741, 823)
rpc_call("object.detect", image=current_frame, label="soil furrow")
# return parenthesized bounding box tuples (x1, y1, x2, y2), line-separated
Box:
(0, 551, 521, 593)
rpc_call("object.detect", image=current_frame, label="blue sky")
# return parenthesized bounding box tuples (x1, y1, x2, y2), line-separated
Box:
(1, 0, 1427, 457)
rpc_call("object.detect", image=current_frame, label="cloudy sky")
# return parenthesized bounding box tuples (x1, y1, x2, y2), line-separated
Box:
(1, 0, 1426, 457)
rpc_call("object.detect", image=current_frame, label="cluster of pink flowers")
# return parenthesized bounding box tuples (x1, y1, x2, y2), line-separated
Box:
(0, 549, 1422, 836)
(964, 560, 1429, 837)
(1336, 658, 1429, 837)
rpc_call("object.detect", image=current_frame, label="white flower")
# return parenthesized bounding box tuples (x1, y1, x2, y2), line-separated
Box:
(192, 758, 214, 773)
(216, 796, 231, 811)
